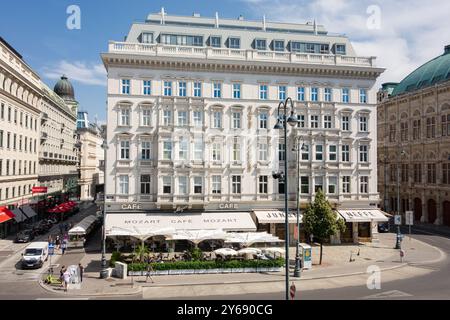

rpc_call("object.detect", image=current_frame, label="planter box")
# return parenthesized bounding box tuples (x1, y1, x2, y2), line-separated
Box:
(243, 268, 256, 273)
(232, 268, 244, 273)
(208, 269, 221, 274)
(127, 266, 283, 276)
(195, 269, 207, 274)
(169, 269, 182, 275)
(155, 270, 169, 276)
(221, 269, 231, 274)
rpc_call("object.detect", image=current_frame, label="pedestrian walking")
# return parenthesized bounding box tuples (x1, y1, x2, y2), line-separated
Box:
(55, 235, 61, 250)
(59, 266, 66, 289)
(145, 263, 154, 283)
(63, 269, 71, 292)
(78, 263, 84, 283)
(61, 241, 67, 255)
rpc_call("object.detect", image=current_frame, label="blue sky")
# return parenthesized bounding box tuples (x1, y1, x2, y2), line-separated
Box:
(1, 0, 449, 122)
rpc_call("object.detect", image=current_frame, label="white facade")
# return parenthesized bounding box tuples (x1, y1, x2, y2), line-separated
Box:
(39, 84, 78, 195)
(78, 125, 105, 201)
(102, 12, 384, 217)
(0, 39, 41, 207)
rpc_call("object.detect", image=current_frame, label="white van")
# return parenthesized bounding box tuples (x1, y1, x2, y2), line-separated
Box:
(21, 242, 49, 269)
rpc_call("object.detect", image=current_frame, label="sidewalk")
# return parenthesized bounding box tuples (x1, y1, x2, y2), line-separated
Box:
(38, 232, 445, 297)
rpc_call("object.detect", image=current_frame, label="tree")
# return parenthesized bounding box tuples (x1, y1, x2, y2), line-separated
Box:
(133, 242, 150, 263)
(303, 189, 346, 265)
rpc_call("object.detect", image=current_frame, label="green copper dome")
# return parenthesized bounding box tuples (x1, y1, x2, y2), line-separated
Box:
(392, 45, 450, 96)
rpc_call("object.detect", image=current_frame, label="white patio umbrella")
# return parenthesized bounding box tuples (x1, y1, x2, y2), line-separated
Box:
(262, 247, 286, 257)
(170, 229, 228, 246)
(224, 232, 284, 247)
(214, 248, 238, 256)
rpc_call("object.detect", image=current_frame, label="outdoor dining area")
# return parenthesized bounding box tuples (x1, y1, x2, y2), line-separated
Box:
(46, 201, 79, 218)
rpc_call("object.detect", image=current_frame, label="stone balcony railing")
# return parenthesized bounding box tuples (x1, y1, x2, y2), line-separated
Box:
(108, 42, 377, 68)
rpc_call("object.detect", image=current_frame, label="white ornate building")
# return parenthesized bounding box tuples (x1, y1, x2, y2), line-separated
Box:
(101, 11, 385, 244)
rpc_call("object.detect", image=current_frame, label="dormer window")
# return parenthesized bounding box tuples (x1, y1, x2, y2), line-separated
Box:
(255, 39, 267, 51)
(140, 32, 153, 44)
(210, 36, 221, 48)
(228, 37, 240, 49)
(335, 44, 346, 55)
(273, 40, 285, 52)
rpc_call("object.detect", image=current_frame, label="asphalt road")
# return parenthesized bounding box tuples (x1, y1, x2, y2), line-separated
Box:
(0, 224, 448, 300)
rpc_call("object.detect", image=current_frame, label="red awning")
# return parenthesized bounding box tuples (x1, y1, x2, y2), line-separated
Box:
(0, 207, 15, 224)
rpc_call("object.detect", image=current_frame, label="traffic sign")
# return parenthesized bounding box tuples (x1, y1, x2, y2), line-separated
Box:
(48, 243, 55, 256)
(394, 215, 402, 225)
(405, 211, 414, 226)
(290, 282, 296, 300)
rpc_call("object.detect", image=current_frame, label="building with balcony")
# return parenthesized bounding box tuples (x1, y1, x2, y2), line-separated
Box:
(77, 114, 105, 201)
(38, 76, 79, 198)
(378, 45, 450, 227)
(101, 10, 385, 246)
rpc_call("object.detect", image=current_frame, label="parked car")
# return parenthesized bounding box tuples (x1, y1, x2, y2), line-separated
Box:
(378, 222, 389, 233)
(15, 229, 36, 243)
(21, 242, 49, 269)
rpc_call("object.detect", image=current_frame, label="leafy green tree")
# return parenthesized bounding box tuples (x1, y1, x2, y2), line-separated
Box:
(303, 189, 346, 265)
(133, 243, 150, 263)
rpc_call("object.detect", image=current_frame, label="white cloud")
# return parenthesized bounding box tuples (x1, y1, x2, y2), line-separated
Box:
(240, 0, 450, 85)
(43, 60, 106, 86)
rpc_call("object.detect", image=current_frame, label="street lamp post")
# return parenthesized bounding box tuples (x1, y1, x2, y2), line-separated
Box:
(273, 97, 298, 300)
(100, 140, 109, 279)
(395, 150, 405, 250)
(292, 137, 305, 278)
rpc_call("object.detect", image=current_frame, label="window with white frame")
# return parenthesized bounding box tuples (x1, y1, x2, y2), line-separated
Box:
(324, 88, 332, 102)
(232, 112, 241, 129)
(342, 176, 351, 193)
(178, 111, 188, 126)
(359, 89, 367, 104)
(273, 40, 285, 52)
(259, 85, 268, 100)
(229, 37, 240, 49)
(328, 176, 337, 194)
(324, 115, 332, 129)
(342, 144, 350, 162)
(119, 175, 129, 194)
(213, 111, 222, 128)
(141, 109, 151, 126)
(232, 137, 241, 161)
(329, 145, 337, 161)
(301, 144, 310, 161)
(233, 83, 241, 99)
(193, 111, 203, 127)
(315, 145, 323, 160)
(279, 142, 286, 161)
(359, 115, 368, 132)
(342, 115, 350, 131)
(342, 88, 349, 103)
(194, 177, 203, 194)
(232, 175, 241, 194)
(297, 115, 305, 128)
(279, 86, 286, 100)
(141, 141, 151, 160)
(121, 79, 130, 95)
(140, 32, 153, 44)
(194, 139, 203, 160)
(255, 39, 267, 50)
(179, 176, 188, 195)
(179, 82, 187, 97)
(163, 141, 172, 160)
(258, 142, 268, 161)
(140, 175, 151, 194)
(311, 87, 318, 101)
(162, 176, 172, 194)
(213, 82, 222, 98)
(120, 108, 130, 126)
(163, 110, 172, 126)
(311, 115, 319, 128)
(212, 143, 221, 161)
(297, 87, 305, 101)
(193, 82, 202, 97)
(315, 176, 323, 192)
(359, 145, 368, 163)
(210, 36, 221, 48)
(259, 176, 268, 194)
(360, 176, 369, 193)
(143, 80, 151, 95)
(163, 81, 172, 96)
(259, 112, 268, 129)
(301, 177, 309, 194)
(212, 175, 221, 194)
(179, 137, 188, 160)
(120, 140, 130, 160)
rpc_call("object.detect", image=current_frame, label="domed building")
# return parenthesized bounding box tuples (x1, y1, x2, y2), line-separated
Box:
(378, 45, 450, 227)
(53, 75, 78, 114)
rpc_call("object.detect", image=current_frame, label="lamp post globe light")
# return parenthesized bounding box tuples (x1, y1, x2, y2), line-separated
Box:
(273, 97, 298, 300)
(100, 140, 109, 279)
(292, 137, 305, 278)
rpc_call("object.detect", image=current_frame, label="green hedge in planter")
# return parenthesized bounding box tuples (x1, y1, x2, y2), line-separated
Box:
(128, 259, 284, 271)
